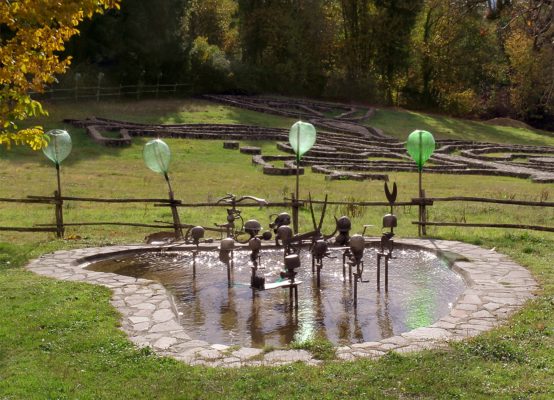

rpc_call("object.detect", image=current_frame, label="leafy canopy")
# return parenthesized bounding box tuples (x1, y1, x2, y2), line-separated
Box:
(0, 0, 120, 150)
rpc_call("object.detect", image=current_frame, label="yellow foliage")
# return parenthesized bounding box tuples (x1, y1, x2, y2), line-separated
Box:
(0, 0, 120, 150)
(505, 27, 553, 117)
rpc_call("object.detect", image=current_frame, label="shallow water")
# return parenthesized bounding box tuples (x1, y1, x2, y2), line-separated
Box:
(88, 247, 465, 348)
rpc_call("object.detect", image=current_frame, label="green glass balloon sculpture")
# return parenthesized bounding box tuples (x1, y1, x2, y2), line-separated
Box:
(406, 130, 435, 171)
(289, 121, 316, 160)
(42, 129, 72, 165)
(143, 139, 171, 175)
(143, 139, 182, 237)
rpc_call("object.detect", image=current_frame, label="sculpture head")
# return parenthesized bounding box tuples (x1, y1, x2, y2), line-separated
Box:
(311, 239, 329, 260)
(270, 212, 291, 231)
(244, 219, 262, 238)
(276, 225, 293, 244)
(190, 226, 205, 245)
(349, 234, 365, 262)
(382, 214, 397, 229)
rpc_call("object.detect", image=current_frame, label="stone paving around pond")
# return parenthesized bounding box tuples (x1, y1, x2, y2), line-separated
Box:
(25, 239, 538, 367)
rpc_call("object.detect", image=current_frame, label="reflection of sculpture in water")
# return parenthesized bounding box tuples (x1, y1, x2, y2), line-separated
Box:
(376, 292, 393, 339)
(247, 294, 265, 348)
(219, 286, 238, 333)
(305, 276, 327, 343)
(247, 293, 299, 348)
(336, 271, 364, 343)
(190, 270, 206, 327)
(336, 279, 353, 341)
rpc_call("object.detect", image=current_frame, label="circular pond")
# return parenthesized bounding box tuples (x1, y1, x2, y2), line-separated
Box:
(87, 246, 466, 348)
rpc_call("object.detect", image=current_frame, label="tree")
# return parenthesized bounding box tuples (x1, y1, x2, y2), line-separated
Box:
(237, 0, 339, 95)
(0, 0, 120, 150)
(502, 0, 553, 126)
(372, 0, 424, 105)
(407, 0, 503, 115)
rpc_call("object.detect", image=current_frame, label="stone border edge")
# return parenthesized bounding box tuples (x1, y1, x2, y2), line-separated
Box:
(25, 239, 539, 367)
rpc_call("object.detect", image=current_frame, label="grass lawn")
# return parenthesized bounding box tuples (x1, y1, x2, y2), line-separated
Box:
(369, 108, 554, 146)
(0, 98, 553, 399)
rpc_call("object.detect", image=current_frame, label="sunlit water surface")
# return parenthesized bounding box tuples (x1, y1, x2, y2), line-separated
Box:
(88, 247, 465, 348)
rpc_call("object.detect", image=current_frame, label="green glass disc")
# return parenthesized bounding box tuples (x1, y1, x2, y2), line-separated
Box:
(289, 121, 316, 159)
(143, 139, 171, 174)
(42, 129, 72, 165)
(406, 130, 435, 171)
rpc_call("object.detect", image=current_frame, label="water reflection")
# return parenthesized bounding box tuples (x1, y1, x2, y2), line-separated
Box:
(87, 247, 465, 348)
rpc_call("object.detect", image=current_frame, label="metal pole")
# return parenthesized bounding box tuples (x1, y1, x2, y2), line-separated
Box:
(418, 130, 423, 237)
(55, 163, 64, 238)
(418, 170, 422, 236)
(291, 192, 299, 234)
(354, 275, 358, 307)
(377, 255, 381, 290)
(294, 124, 301, 234)
(385, 255, 389, 291)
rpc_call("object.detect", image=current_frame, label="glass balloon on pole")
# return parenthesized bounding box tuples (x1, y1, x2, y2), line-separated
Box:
(289, 121, 316, 160)
(406, 129, 435, 236)
(289, 121, 316, 233)
(406, 130, 435, 172)
(143, 139, 182, 238)
(43, 129, 72, 166)
(42, 129, 72, 238)
(143, 138, 171, 177)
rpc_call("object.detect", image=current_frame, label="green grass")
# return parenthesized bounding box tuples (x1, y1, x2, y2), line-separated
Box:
(0, 98, 553, 399)
(32, 98, 296, 129)
(369, 108, 554, 146)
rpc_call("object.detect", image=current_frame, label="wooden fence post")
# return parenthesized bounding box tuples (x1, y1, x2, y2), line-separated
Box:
(54, 190, 64, 238)
(168, 191, 183, 239)
(421, 189, 427, 236)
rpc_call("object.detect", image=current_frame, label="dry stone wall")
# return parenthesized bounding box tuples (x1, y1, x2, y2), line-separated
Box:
(65, 96, 554, 183)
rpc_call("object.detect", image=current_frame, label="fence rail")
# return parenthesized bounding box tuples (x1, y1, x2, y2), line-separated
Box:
(424, 196, 554, 207)
(30, 83, 192, 102)
(0, 193, 552, 238)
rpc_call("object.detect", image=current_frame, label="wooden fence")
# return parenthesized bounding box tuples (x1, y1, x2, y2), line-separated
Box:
(30, 83, 192, 102)
(0, 192, 553, 239)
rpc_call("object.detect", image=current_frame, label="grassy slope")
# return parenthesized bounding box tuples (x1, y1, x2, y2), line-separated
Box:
(369, 108, 554, 146)
(0, 99, 553, 399)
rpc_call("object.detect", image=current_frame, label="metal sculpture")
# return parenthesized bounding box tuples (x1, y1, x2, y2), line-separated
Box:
(269, 212, 291, 245)
(347, 234, 367, 307)
(215, 194, 269, 242)
(218, 237, 235, 287)
(190, 226, 205, 277)
(377, 182, 398, 291)
(249, 237, 265, 290)
(311, 239, 330, 287)
(335, 216, 352, 246)
(279, 254, 301, 307)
